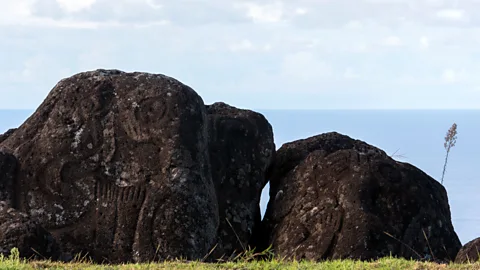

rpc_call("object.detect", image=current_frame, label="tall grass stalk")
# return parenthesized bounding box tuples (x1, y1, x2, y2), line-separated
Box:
(441, 123, 458, 185)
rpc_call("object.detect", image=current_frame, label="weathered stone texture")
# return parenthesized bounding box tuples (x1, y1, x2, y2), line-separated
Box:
(260, 132, 461, 262)
(0, 69, 219, 263)
(206, 102, 275, 259)
(455, 237, 480, 263)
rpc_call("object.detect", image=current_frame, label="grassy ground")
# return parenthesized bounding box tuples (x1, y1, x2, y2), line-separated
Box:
(1, 248, 478, 270)
(2, 257, 480, 270)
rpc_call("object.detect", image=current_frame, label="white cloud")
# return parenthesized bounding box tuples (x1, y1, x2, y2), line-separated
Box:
(0, 0, 171, 28)
(383, 36, 402, 46)
(240, 2, 284, 23)
(4, 54, 72, 89)
(420, 36, 430, 49)
(228, 39, 273, 52)
(56, 0, 97, 13)
(229, 39, 254, 52)
(442, 69, 456, 82)
(2, 0, 480, 109)
(2, 17, 128, 29)
(436, 9, 466, 21)
(0, 0, 35, 24)
(343, 67, 361, 79)
(344, 20, 363, 29)
(19, 55, 46, 81)
(294, 8, 308, 15)
(6, 55, 47, 82)
(281, 52, 332, 81)
(145, 0, 162, 9)
(442, 68, 469, 83)
(351, 42, 369, 52)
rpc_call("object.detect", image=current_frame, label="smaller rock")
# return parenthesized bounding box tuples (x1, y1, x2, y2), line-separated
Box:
(206, 102, 275, 260)
(455, 238, 480, 263)
(0, 203, 61, 260)
(260, 132, 461, 262)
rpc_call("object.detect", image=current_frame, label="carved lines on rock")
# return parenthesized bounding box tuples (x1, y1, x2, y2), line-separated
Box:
(322, 150, 359, 182)
(94, 181, 147, 254)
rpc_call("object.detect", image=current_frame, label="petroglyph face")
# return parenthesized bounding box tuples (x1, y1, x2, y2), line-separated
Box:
(22, 73, 182, 200)
(121, 94, 173, 142)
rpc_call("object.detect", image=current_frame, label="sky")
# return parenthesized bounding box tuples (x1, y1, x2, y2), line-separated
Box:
(1, 0, 479, 110)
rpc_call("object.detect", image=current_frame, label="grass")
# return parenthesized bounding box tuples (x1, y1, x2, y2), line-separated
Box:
(2, 257, 480, 270)
(2, 249, 480, 270)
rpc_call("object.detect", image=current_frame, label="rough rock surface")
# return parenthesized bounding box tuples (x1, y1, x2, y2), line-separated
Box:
(206, 102, 275, 260)
(0, 203, 60, 260)
(455, 238, 480, 263)
(260, 132, 461, 262)
(0, 152, 17, 206)
(0, 69, 219, 263)
(0, 129, 16, 144)
(1, 152, 60, 259)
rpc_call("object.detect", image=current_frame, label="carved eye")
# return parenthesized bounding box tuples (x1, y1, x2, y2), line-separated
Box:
(122, 95, 172, 141)
(134, 97, 167, 125)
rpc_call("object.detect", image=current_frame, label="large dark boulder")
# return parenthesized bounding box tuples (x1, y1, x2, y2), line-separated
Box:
(260, 132, 461, 262)
(455, 238, 480, 263)
(0, 69, 219, 263)
(206, 102, 275, 260)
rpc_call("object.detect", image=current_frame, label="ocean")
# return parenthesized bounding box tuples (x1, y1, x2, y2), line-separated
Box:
(1, 109, 478, 245)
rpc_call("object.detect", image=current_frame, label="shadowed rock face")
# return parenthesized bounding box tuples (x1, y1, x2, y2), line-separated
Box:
(0, 152, 17, 207)
(455, 238, 480, 263)
(0, 69, 219, 263)
(206, 102, 275, 260)
(260, 132, 461, 262)
(0, 152, 60, 260)
(0, 203, 60, 260)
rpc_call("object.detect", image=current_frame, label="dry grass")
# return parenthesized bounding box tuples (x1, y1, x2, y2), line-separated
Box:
(441, 123, 458, 184)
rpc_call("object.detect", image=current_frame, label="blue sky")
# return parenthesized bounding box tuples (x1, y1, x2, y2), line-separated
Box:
(1, 0, 479, 109)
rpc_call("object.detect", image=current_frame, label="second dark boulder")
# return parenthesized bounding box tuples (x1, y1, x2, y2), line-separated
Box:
(206, 102, 275, 260)
(455, 237, 480, 263)
(260, 132, 461, 262)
